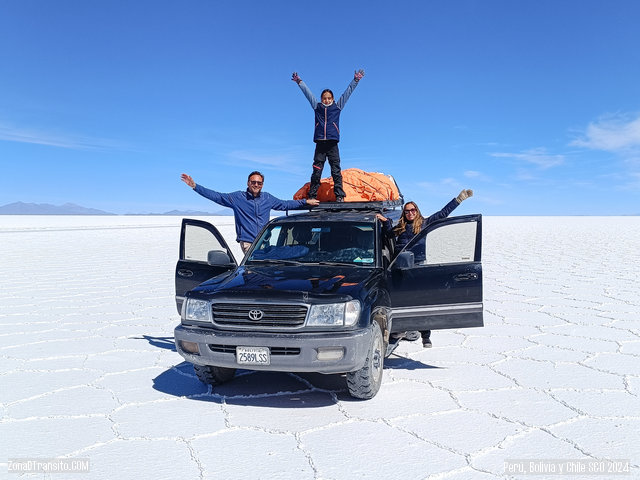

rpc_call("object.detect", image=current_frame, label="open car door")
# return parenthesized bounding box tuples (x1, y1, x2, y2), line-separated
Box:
(388, 214, 483, 332)
(175, 219, 238, 314)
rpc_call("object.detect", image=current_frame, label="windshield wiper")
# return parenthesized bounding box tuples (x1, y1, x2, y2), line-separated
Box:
(311, 261, 359, 267)
(246, 258, 303, 266)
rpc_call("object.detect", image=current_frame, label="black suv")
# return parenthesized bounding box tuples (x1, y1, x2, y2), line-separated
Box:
(174, 201, 483, 399)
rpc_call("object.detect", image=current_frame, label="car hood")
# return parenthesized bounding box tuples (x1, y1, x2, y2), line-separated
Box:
(192, 264, 379, 301)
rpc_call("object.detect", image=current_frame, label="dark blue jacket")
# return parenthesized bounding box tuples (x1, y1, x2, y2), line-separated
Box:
(314, 102, 341, 142)
(297, 79, 359, 142)
(194, 185, 307, 243)
(382, 198, 460, 252)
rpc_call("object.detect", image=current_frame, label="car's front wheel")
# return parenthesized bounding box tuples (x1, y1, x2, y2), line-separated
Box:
(346, 322, 384, 399)
(194, 364, 236, 385)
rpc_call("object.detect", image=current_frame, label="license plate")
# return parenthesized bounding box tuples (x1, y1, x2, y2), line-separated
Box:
(236, 346, 270, 366)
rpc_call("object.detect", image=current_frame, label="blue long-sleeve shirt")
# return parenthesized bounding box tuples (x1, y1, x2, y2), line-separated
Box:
(194, 185, 307, 243)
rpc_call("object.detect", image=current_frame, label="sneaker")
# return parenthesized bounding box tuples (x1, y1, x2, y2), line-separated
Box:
(335, 196, 345, 203)
(404, 331, 420, 342)
(422, 338, 432, 348)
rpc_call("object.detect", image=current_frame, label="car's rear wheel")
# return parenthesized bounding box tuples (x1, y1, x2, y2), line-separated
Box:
(347, 322, 384, 399)
(194, 364, 236, 385)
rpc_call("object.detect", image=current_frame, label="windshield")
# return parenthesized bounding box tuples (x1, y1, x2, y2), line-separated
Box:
(247, 222, 375, 266)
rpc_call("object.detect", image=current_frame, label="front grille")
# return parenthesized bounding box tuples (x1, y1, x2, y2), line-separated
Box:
(208, 344, 301, 356)
(269, 347, 301, 355)
(208, 344, 236, 354)
(211, 303, 308, 327)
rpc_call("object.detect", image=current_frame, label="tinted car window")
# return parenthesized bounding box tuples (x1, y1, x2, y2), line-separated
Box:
(183, 223, 228, 262)
(405, 220, 478, 265)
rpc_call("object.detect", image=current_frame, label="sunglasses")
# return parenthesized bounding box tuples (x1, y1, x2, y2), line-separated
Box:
(404, 208, 417, 213)
(249, 181, 263, 185)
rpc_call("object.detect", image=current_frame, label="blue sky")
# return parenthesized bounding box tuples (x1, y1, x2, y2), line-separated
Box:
(1, 0, 639, 215)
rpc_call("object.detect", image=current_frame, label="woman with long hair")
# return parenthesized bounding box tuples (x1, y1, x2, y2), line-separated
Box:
(377, 189, 474, 347)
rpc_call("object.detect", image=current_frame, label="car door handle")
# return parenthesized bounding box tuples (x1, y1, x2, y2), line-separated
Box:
(178, 269, 193, 278)
(454, 273, 478, 282)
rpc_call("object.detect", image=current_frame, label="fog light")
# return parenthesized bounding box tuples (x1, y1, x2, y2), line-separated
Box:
(180, 341, 200, 354)
(316, 347, 344, 361)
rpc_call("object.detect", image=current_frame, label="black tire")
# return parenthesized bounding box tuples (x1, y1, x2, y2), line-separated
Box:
(347, 322, 384, 399)
(193, 364, 236, 385)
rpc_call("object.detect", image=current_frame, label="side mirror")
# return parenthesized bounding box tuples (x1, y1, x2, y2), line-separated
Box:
(207, 250, 231, 265)
(393, 251, 414, 269)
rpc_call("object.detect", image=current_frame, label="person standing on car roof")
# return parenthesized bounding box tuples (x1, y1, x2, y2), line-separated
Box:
(376, 189, 474, 347)
(291, 69, 364, 202)
(181, 172, 319, 254)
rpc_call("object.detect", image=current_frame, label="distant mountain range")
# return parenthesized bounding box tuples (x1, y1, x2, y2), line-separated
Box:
(0, 202, 231, 216)
(143, 209, 232, 216)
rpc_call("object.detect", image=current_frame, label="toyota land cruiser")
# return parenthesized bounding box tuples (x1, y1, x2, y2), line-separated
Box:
(174, 201, 483, 399)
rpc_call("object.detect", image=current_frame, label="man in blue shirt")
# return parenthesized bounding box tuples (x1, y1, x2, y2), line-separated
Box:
(181, 171, 319, 253)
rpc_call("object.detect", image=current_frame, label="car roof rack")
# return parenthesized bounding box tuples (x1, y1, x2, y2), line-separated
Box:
(311, 198, 404, 211)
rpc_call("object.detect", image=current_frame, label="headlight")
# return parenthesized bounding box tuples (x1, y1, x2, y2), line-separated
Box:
(307, 300, 361, 327)
(184, 298, 211, 323)
(344, 300, 360, 326)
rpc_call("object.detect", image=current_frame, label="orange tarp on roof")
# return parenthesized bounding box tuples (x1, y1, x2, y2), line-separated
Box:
(293, 168, 401, 202)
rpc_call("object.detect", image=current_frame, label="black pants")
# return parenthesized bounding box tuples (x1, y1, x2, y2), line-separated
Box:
(309, 141, 345, 199)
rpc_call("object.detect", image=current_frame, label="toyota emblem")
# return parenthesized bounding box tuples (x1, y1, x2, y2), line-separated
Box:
(248, 309, 264, 321)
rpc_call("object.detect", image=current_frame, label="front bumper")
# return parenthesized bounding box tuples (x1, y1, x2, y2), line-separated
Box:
(174, 324, 372, 374)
